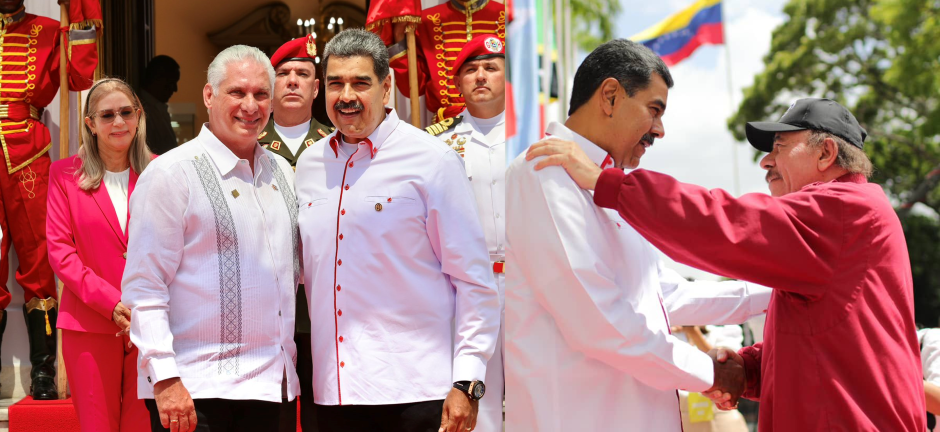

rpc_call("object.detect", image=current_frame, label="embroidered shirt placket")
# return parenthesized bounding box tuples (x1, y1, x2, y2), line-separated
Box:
(246, 157, 289, 388)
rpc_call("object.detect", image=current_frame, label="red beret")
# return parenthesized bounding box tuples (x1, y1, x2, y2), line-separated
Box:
(452, 34, 505, 85)
(271, 34, 318, 67)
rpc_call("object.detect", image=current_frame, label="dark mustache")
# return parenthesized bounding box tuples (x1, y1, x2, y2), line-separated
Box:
(641, 133, 655, 146)
(334, 100, 364, 111)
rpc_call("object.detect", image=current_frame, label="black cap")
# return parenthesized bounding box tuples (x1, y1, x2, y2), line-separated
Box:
(745, 98, 867, 152)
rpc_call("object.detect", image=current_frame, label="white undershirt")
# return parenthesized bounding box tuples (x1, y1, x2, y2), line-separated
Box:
(341, 139, 360, 156)
(468, 111, 505, 147)
(274, 120, 311, 155)
(103, 169, 130, 234)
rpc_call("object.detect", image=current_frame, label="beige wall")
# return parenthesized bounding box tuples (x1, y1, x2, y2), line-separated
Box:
(155, 0, 364, 127)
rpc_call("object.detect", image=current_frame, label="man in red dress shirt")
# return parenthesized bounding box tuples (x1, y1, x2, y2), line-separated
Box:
(526, 98, 926, 431)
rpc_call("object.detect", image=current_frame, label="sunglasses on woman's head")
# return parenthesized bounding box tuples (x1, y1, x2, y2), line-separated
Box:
(90, 106, 139, 123)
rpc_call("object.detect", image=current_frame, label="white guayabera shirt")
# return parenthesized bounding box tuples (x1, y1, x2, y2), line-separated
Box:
(504, 122, 771, 431)
(123, 124, 301, 402)
(296, 108, 501, 406)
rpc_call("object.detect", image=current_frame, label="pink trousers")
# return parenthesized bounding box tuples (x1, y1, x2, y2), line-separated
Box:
(61, 329, 150, 432)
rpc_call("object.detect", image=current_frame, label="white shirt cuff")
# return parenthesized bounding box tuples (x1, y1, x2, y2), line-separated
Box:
(452, 354, 487, 383)
(679, 349, 716, 393)
(745, 282, 773, 316)
(147, 356, 181, 385)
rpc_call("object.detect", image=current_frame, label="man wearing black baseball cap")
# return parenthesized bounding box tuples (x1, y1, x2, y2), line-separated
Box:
(525, 97, 925, 431)
(744, 97, 872, 197)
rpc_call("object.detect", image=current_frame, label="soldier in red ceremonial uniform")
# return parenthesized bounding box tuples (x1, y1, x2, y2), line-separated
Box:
(0, 0, 97, 400)
(375, 0, 505, 122)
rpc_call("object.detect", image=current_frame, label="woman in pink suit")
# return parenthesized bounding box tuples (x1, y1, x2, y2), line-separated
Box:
(46, 78, 153, 432)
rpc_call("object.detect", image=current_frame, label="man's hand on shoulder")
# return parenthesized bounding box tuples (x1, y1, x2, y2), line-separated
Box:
(526, 138, 602, 190)
(703, 347, 746, 410)
(440, 387, 479, 432)
(154, 377, 197, 432)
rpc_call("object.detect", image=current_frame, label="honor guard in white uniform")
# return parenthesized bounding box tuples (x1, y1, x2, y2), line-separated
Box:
(427, 34, 506, 432)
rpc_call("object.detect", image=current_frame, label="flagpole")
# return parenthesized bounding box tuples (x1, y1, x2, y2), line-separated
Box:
(721, 0, 740, 196)
(539, 0, 551, 133)
(553, 0, 565, 121)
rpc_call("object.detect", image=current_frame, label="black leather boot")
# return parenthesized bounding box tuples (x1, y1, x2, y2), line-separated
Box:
(23, 298, 57, 400)
(0, 309, 6, 383)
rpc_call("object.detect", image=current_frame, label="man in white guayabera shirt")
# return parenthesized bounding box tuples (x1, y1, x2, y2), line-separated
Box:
(295, 29, 500, 432)
(122, 45, 300, 432)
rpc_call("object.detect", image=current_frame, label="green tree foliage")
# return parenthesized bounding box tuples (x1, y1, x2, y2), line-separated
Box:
(570, 0, 621, 51)
(727, 0, 940, 325)
(905, 215, 940, 327)
(728, 0, 940, 213)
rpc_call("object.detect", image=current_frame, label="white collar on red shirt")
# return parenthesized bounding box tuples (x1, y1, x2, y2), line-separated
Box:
(544, 121, 619, 170)
(328, 107, 400, 160)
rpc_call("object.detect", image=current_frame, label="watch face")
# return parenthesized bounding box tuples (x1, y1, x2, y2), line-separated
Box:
(473, 382, 486, 399)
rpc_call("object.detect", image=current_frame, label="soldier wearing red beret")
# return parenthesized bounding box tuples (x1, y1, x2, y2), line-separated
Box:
(427, 34, 506, 432)
(259, 34, 334, 168)
(380, 0, 506, 123)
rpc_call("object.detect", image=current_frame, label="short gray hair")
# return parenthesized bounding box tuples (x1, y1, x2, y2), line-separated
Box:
(207, 45, 275, 93)
(807, 129, 873, 178)
(322, 29, 389, 81)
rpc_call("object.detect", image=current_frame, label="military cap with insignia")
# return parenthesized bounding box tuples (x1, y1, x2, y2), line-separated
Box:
(452, 34, 505, 87)
(271, 33, 318, 67)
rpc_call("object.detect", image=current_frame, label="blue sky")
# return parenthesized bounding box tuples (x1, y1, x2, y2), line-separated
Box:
(611, 0, 790, 279)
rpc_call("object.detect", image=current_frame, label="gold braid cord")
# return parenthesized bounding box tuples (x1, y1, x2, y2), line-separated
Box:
(366, 15, 421, 32)
(69, 19, 102, 31)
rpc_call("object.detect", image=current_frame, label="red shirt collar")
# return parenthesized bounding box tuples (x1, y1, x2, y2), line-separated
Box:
(327, 108, 395, 159)
(836, 172, 867, 184)
(329, 133, 377, 159)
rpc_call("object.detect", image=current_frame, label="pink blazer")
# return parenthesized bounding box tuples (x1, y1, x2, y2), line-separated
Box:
(47, 155, 139, 334)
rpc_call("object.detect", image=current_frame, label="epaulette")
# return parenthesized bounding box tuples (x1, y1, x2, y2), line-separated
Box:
(425, 116, 462, 136)
(317, 126, 335, 138)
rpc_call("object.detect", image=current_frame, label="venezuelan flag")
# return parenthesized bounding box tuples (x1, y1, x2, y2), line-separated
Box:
(630, 0, 724, 66)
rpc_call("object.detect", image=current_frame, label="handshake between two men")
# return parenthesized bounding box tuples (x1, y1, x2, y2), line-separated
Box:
(704, 347, 747, 410)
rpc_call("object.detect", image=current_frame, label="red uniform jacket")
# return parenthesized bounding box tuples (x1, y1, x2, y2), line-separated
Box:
(385, 0, 505, 121)
(1, 11, 97, 174)
(594, 169, 925, 431)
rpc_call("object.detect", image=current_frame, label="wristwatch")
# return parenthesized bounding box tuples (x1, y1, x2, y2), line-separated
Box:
(453, 380, 486, 400)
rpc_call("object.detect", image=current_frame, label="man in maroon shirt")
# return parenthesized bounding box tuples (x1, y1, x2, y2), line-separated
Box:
(525, 98, 926, 431)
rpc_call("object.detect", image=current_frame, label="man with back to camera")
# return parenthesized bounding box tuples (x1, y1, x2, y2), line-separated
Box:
(139, 55, 181, 155)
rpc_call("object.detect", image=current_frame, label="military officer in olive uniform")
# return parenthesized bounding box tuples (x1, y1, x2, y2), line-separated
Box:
(260, 35, 334, 169)
(426, 35, 506, 432)
(265, 34, 332, 432)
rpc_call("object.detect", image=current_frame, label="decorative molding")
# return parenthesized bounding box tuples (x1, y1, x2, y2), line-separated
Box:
(208, 2, 294, 54)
